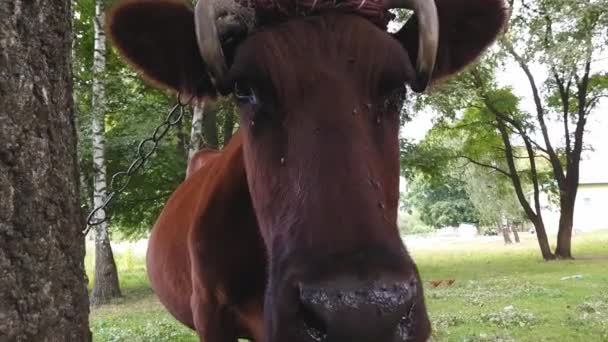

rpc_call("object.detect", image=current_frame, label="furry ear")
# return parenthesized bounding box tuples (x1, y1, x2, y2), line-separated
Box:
(107, 0, 216, 98)
(394, 0, 508, 88)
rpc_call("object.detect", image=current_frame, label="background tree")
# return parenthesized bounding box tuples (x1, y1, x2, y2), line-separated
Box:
(463, 165, 524, 243)
(189, 102, 205, 161)
(502, 0, 608, 258)
(403, 0, 608, 259)
(0, 0, 90, 339)
(405, 174, 479, 229)
(404, 67, 558, 258)
(89, 0, 122, 304)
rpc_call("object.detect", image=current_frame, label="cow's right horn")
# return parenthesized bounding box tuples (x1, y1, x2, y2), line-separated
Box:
(385, 0, 439, 92)
(195, 0, 229, 88)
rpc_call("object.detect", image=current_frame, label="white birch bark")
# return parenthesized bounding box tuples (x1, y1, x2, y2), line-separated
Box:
(188, 101, 205, 162)
(91, 0, 107, 240)
(90, 0, 121, 304)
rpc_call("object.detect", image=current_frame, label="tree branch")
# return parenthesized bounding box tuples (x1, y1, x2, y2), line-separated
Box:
(586, 94, 608, 114)
(495, 116, 539, 220)
(504, 41, 566, 188)
(457, 155, 512, 177)
(552, 68, 572, 158)
(569, 59, 592, 186)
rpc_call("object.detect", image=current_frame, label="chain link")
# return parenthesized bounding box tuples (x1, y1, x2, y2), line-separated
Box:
(83, 96, 191, 235)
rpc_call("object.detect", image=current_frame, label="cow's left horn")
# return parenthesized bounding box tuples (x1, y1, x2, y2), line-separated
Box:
(195, 0, 228, 88)
(385, 0, 439, 91)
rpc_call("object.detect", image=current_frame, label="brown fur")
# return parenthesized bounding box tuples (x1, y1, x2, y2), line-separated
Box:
(186, 148, 221, 178)
(147, 131, 266, 340)
(394, 0, 508, 87)
(106, 0, 216, 98)
(109, 1, 508, 341)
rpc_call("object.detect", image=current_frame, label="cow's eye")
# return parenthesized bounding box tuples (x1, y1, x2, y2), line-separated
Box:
(234, 81, 258, 105)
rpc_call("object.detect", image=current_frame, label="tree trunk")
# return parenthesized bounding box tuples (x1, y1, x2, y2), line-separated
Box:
(90, 0, 121, 305)
(0, 0, 91, 339)
(492, 116, 554, 260)
(555, 197, 575, 259)
(501, 225, 513, 245)
(175, 104, 188, 161)
(189, 102, 205, 161)
(90, 230, 121, 305)
(530, 218, 556, 260)
(511, 224, 520, 243)
(223, 110, 236, 146)
(203, 101, 219, 149)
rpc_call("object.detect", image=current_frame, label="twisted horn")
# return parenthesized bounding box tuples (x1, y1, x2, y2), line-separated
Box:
(195, 0, 228, 87)
(385, 0, 439, 91)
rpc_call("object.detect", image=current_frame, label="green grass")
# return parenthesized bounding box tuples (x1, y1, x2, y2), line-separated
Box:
(86, 248, 198, 342)
(88, 231, 608, 341)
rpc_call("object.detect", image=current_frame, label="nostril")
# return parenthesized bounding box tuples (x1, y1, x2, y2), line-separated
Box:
(298, 289, 328, 341)
(397, 302, 417, 340)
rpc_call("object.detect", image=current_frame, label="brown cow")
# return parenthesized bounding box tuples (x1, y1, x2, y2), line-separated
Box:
(147, 132, 266, 340)
(107, 0, 507, 341)
(186, 148, 221, 178)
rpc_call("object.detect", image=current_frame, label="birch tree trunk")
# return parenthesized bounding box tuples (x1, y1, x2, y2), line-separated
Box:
(89, 0, 121, 305)
(188, 102, 205, 162)
(0, 0, 90, 339)
(175, 106, 188, 161)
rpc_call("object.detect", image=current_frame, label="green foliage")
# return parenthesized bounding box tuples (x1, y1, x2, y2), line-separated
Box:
(464, 166, 525, 229)
(397, 210, 435, 235)
(73, 0, 240, 239)
(405, 175, 479, 229)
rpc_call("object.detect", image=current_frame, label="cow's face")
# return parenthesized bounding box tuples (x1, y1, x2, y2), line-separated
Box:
(228, 15, 432, 341)
(108, 0, 506, 341)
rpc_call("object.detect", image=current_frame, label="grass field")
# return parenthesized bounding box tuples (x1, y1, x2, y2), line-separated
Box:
(87, 231, 608, 341)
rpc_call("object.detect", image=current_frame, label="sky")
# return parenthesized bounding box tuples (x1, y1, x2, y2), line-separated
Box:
(399, 57, 608, 184)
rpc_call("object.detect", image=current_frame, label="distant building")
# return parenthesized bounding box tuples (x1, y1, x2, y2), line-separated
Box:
(529, 158, 608, 233)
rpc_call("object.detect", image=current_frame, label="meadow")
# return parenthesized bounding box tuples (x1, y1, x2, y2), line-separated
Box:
(87, 230, 608, 341)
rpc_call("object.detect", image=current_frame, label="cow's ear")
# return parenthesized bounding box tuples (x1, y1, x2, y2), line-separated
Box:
(107, 0, 216, 98)
(394, 0, 508, 88)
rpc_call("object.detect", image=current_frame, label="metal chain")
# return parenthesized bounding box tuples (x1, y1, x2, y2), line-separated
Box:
(83, 95, 192, 235)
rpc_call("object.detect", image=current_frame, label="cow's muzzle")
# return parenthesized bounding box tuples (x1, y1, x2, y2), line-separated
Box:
(295, 277, 426, 341)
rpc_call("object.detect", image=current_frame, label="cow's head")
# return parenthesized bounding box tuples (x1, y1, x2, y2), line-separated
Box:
(108, 0, 506, 340)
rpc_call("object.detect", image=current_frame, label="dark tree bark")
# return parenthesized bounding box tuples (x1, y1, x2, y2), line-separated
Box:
(0, 0, 91, 340)
(203, 101, 219, 149)
(555, 193, 576, 259)
(90, 232, 121, 305)
(529, 217, 554, 260)
(175, 105, 188, 161)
